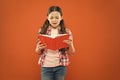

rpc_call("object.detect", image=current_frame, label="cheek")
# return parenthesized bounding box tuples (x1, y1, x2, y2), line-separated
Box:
(48, 19, 52, 24)
(58, 19, 61, 23)
(57, 21, 61, 24)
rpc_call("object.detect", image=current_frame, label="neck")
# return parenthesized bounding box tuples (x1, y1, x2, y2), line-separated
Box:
(50, 25, 60, 29)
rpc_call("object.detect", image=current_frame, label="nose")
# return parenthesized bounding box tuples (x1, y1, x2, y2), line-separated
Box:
(53, 18, 57, 20)
(52, 18, 57, 22)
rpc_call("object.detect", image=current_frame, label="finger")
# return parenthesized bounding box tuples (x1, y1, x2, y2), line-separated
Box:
(64, 39, 72, 41)
(37, 41, 41, 45)
(40, 44, 46, 46)
(38, 45, 45, 48)
(38, 44, 46, 47)
(38, 45, 47, 49)
(63, 40, 72, 45)
(68, 39, 72, 41)
(42, 45, 47, 48)
(63, 40, 69, 43)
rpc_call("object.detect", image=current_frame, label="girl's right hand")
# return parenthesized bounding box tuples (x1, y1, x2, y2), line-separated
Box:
(35, 41, 46, 53)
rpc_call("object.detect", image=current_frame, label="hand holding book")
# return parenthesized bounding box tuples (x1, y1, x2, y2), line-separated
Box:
(36, 41, 46, 53)
(63, 39, 72, 46)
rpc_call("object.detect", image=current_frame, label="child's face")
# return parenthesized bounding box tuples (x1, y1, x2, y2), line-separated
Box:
(47, 11, 62, 28)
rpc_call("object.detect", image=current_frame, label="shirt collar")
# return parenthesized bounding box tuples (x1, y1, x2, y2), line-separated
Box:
(46, 26, 61, 35)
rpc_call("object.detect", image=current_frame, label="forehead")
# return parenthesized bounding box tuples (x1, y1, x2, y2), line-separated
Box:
(48, 11, 61, 17)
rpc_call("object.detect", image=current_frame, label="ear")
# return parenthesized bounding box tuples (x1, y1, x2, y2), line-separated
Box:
(47, 16, 49, 21)
(60, 16, 63, 21)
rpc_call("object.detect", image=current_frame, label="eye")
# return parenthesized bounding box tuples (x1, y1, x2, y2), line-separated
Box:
(50, 17, 53, 19)
(55, 16, 59, 19)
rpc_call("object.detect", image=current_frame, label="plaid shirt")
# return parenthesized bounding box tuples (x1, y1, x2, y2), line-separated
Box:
(37, 26, 73, 66)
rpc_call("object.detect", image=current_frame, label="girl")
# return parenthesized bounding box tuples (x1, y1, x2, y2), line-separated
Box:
(35, 6, 75, 80)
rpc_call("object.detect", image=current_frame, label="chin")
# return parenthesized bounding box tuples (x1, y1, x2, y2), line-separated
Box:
(51, 25, 59, 28)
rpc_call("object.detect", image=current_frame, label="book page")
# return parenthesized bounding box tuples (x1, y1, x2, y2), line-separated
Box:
(40, 34, 68, 38)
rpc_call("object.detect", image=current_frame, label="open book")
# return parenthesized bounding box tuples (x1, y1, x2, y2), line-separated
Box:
(39, 34, 69, 50)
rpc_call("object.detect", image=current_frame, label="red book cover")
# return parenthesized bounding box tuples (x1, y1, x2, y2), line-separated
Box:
(39, 34, 69, 50)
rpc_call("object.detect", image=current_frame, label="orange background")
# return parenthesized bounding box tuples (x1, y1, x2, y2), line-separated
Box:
(0, 0, 120, 80)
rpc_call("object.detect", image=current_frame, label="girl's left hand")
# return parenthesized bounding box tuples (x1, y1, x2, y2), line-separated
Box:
(63, 39, 72, 46)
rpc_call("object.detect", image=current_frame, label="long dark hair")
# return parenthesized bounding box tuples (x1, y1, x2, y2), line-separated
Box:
(39, 6, 68, 53)
(40, 6, 66, 34)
